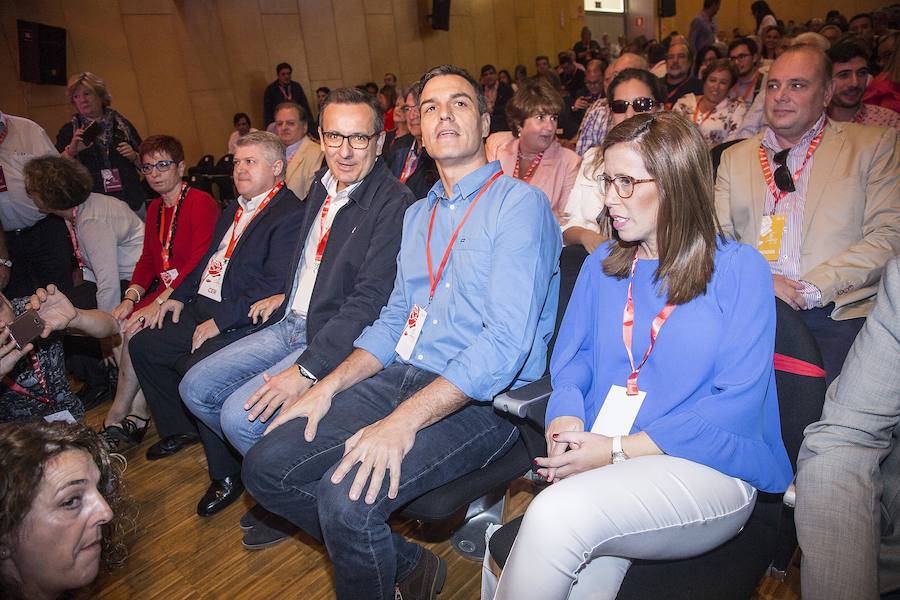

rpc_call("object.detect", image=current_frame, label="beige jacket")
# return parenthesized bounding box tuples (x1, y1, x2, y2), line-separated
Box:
(715, 119, 900, 320)
(284, 136, 324, 201)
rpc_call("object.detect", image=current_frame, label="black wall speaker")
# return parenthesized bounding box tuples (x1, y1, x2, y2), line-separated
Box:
(18, 20, 67, 86)
(659, 0, 676, 18)
(431, 0, 451, 31)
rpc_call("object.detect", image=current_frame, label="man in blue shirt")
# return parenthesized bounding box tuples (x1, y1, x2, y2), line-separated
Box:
(242, 64, 561, 600)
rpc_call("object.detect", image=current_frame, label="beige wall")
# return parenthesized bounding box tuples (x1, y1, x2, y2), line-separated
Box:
(662, 0, 887, 40)
(0, 0, 586, 166)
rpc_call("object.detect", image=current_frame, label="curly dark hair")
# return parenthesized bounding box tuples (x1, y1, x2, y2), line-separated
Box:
(0, 421, 131, 599)
(23, 156, 93, 211)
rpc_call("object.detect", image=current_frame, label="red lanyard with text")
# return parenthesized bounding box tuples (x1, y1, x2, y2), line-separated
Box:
(315, 194, 333, 264)
(513, 151, 544, 182)
(225, 182, 283, 259)
(3, 352, 52, 404)
(65, 208, 85, 270)
(159, 183, 188, 270)
(425, 170, 503, 302)
(399, 142, 421, 183)
(622, 256, 676, 396)
(757, 129, 824, 208)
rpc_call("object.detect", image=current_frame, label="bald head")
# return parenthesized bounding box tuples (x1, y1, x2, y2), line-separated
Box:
(605, 53, 648, 94)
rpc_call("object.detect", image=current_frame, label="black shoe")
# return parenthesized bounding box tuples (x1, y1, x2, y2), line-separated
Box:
(395, 548, 446, 600)
(239, 503, 270, 531)
(100, 415, 150, 451)
(241, 510, 297, 550)
(197, 476, 244, 517)
(145, 433, 199, 461)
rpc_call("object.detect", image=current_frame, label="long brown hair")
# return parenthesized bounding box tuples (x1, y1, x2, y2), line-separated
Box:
(601, 112, 723, 305)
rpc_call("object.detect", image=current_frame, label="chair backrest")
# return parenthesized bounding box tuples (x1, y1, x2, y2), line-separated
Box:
(194, 154, 215, 174)
(710, 138, 744, 178)
(214, 154, 234, 175)
(546, 245, 589, 369)
(184, 173, 213, 195)
(773, 299, 827, 472)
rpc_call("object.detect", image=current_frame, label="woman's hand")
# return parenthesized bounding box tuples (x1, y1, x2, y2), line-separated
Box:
(27, 285, 77, 337)
(65, 126, 90, 157)
(123, 303, 161, 336)
(538, 416, 584, 483)
(116, 142, 139, 164)
(248, 294, 285, 325)
(110, 300, 134, 323)
(534, 430, 613, 482)
(0, 324, 31, 377)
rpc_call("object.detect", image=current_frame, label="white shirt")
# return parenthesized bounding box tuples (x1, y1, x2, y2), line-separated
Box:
(197, 187, 272, 301)
(0, 113, 57, 230)
(289, 171, 359, 316)
(561, 147, 605, 240)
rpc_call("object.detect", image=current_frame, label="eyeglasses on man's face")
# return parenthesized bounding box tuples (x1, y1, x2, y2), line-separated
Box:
(401, 105, 420, 114)
(609, 97, 657, 114)
(597, 174, 656, 199)
(320, 130, 379, 150)
(729, 53, 752, 61)
(140, 160, 176, 175)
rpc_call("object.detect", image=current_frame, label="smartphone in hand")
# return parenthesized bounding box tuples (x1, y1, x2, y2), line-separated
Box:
(80, 120, 101, 146)
(8, 310, 45, 350)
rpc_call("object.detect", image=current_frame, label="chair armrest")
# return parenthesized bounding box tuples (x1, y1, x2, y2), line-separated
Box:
(493, 375, 552, 420)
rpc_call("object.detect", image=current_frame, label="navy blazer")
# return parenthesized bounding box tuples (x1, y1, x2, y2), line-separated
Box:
(172, 185, 305, 332)
(386, 134, 440, 201)
(269, 158, 414, 378)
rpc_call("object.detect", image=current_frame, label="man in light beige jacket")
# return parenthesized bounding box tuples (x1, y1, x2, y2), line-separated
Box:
(715, 45, 900, 383)
(274, 102, 323, 201)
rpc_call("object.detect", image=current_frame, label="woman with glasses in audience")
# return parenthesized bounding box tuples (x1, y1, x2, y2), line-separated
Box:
(693, 45, 723, 80)
(101, 135, 219, 450)
(486, 77, 582, 216)
(56, 73, 146, 214)
(673, 58, 747, 147)
(493, 112, 792, 599)
(0, 285, 120, 423)
(0, 419, 128, 599)
(561, 69, 664, 253)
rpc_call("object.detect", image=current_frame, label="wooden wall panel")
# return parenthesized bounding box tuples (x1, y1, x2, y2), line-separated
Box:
(366, 13, 402, 85)
(492, 0, 519, 73)
(516, 17, 539, 67)
(118, 0, 173, 15)
(189, 89, 239, 157)
(333, 0, 375, 87)
(297, 0, 342, 83)
(363, 0, 393, 14)
(258, 0, 298, 13)
(215, 0, 270, 127)
(261, 13, 312, 99)
(449, 15, 477, 75)
(393, 0, 427, 85)
(472, 0, 498, 71)
(122, 14, 200, 160)
(172, 0, 232, 93)
(535, 0, 556, 60)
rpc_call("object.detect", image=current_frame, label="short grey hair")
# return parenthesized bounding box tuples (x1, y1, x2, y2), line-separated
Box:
(235, 131, 286, 177)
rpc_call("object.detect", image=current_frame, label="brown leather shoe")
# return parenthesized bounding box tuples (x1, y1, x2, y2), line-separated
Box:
(395, 548, 446, 600)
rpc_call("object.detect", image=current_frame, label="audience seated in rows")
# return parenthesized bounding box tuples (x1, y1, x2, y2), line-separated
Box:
(274, 102, 323, 201)
(673, 57, 748, 146)
(481, 64, 514, 133)
(386, 85, 440, 200)
(128, 131, 305, 461)
(262, 62, 314, 131)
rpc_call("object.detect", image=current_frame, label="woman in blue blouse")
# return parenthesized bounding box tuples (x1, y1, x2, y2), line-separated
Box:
(494, 112, 792, 599)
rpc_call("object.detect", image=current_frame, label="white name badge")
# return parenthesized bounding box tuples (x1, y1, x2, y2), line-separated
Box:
(44, 410, 77, 424)
(395, 304, 427, 362)
(198, 258, 226, 302)
(590, 385, 646, 437)
(160, 268, 179, 288)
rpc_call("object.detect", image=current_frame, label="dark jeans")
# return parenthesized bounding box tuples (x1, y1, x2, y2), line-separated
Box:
(129, 297, 252, 439)
(4, 215, 73, 299)
(798, 304, 866, 386)
(242, 363, 519, 600)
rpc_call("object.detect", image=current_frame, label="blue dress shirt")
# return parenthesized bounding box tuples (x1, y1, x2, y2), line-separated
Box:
(355, 161, 561, 401)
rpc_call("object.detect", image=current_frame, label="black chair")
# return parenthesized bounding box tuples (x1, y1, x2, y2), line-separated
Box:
(486, 298, 827, 598)
(710, 139, 745, 177)
(183, 173, 213, 196)
(214, 154, 234, 175)
(396, 245, 589, 560)
(192, 153, 215, 175)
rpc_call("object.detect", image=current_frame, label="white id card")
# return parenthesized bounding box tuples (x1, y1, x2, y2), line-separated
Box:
(395, 304, 427, 361)
(160, 268, 179, 288)
(590, 385, 646, 436)
(198, 258, 226, 302)
(44, 410, 77, 424)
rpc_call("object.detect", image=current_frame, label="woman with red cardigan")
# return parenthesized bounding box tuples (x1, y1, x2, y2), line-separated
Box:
(102, 135, 219, 450)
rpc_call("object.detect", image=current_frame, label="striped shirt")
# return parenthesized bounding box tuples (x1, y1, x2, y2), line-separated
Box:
(760, 114, 827, 308)
(575, 98, 612, 156)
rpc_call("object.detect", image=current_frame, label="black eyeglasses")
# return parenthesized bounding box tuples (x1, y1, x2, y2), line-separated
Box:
(773, 147, 795, 193)
(140, 160, 177, 175)
(320, 131, 379, 150)
(609, 97, 657, 114)
(597, 174, 656, 198)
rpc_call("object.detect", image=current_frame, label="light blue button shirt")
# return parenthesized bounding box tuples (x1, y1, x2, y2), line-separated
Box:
(355, 161, 561, 401)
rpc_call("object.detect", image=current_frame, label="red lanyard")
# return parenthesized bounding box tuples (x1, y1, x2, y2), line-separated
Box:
(225, 182, 283, 259)
(65, 208, 85, 270)
(692, 102, 716, 126)
(3, 352, 51, 404)
(513, 152, 544, 182)
(315, 195, 333, 264)
(622, 256, 676, 396)
(757, 129, 824, 207)
(425, 170, 502, 302)
(399, 142, 421, 183)
(159, 183, 188, 270)
(279, 85, 293, 101)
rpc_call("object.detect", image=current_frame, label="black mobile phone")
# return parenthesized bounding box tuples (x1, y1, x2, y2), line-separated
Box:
(80, 120, 101, 146)
(8, 310, 45, 350)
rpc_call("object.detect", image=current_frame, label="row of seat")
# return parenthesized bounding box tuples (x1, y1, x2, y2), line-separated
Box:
(184, 154, 236, 206)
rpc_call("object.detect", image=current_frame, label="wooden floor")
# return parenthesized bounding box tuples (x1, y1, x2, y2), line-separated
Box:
(81, 402, 802, 599)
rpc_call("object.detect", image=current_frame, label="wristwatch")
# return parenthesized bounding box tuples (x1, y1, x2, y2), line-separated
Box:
(611, 436, 629, 464)
(297, 364, 318, 384)
(0, 258, 12, 268)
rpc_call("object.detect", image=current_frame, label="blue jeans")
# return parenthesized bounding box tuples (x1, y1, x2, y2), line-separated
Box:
(242, 363, 519, 600)
(179, 311, 308, 479)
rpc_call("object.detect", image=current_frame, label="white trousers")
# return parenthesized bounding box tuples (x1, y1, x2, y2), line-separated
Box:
(493, 455, 757, 600)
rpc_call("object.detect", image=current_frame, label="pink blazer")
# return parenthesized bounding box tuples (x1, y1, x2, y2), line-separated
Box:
(486, 132, 582, 214)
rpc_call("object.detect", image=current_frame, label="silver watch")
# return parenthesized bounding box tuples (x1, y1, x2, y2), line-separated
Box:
(611, 436, 629, 464)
